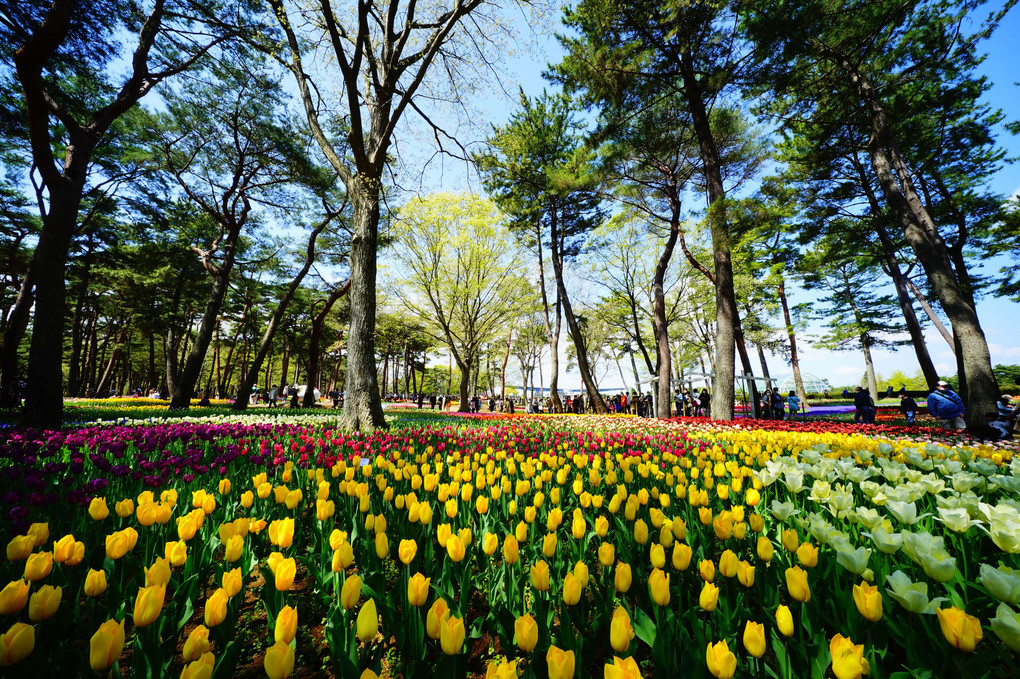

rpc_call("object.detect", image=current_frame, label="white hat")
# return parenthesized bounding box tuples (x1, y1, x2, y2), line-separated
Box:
(937, 380, 949, 387)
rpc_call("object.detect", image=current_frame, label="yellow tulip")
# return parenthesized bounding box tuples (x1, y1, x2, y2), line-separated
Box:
(269, 518, 295, 548)
(333, 541, 354, 571)
(264, 640, 295, 679)
(671, 543, 692, 571)
(222, 567, 242, 597)
(615, 562, 632, 594)
(736, 560, 755, 588)
(634, 519, 649, 544)
(599, 542, 616, 567)
(440, 614, 465, 655)
(547, 645, 576, 679)
(650, 544, 665, 569)
(275, 605, 298, 643)
(797, 542, 819, 568)
(85, 569, 108, 598)
(341, 574, 362, 609)
(562, 572, 582, 606)
(408, 573, 431, 607)
(574, 561, 589, 588)
(756, 536, 774, 562)
(89, 497, 109, 521)
(483, 533, 498, 556)
(503, 535, 520, 564)
(743, 621, 766, 658)
(748, 513, 764, 533)
(0, 622, 34, 667)
(936, 606, 983, 653)
(221, 534, 243, 563)
(275, 558, 296, 591)
(543, 532, 558, 558)
(446, 535, 465, 562)
(90, 618, 125, 671)
(27, 523, 48, 546)
(133, 584, 166, 627)
(782, 529, 799, 553)
(649, 568, 670, 606)
(718, 549, 738, 578)
(166, 540, 188, 567)
(399, 539, 417, 565)
(204, 588, 229, 627)
(699, 559, 715, 582)
(145, 557, 172, 588)
(0, 579, 28, 616)
(515, 614, 538, 652)
(22, 551, 51, 582)
(6, 535, 33, 562)
(181, 651, 215, 679)
(604, 655, 642, 679)
(218, 478, 231, 495)
(853, 582, 883, 622)
(28, 584, 61, 622)
(610, 606, 634, 653)
(362, 670, 381, 679)
(515, 520, 528, 543)
(595, 516, 609, 537)
(745, 488, 761, 506)
(183, 625, 211, 662)
(426, 598, 450, 640)
(700, 581, 720, 611)
(116, 498, 134, 518)
(52, 534, 77, 563)
(776, 605, 794, 637)
(375, 532, 390, 560)
(530, 560, 550, 591)
(785, 566, 811, 603)
(706, 640, 737, 679)
(829, 633, 871, 679)
(357, 598, 379, 642)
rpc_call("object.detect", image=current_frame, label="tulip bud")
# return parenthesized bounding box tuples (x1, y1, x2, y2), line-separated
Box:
(743, 621, 766, 658)
(90, 618, 125, 671)
(275, 558, 296, 591)
(530, 560, 550, 591)
(562, 573, 582, 606)
(672, 543, 692, 571)
(547, 645, 575, 679)
(598, 542, 615, 567)
(936, 606, 982, 653)
(24, 551, 52, 581)
(426, 598, 450, 640)
(275, 605, 298, 644)
(515, 614, 538, 652)
(204, 588, 229, 627)
(440, 613, 466, 655)
(408, 573, 430, 607)
(503, 535, 520, 565)
(133, 584, 166, 628)
(28, 584, 61, 622)
(264, 640, 295, 679)
(829, 634, 871, 678)
(85, 569, 108, 598)
(756, 536, 774, 562)
(706, 640, 737, 679)
(699, 581, 720, 612)
(785, 566, 811, 603)
(357, 598, 379, 642)
(609, 606, 634, 653)
(399, 539, 417, 565)
(853, 581, 883, 622)
(775, 605, 794, 637)
(183, 625, 211, 662)
(89, 497, 109, 521)
(699, 559, 715, 582)
(615, 562, 632, 594)
(341, 574, 362, 609)
(6, 535, 34, 562)
(0, 622, 34, 667)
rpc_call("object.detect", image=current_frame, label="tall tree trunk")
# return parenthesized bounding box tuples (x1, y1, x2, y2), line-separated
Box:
(850, 151, 941, 389)
(96, 322, 130, 396)
(835, 52, 998, 426)
(304, 281, 351, 407)
(531, 219, 563, 413)
(499, 331, 512, 399)
(777, 278, 809, 411)
(66, 248, 94, 397)
(549, 206, 608, 413)
(652, 214, 679, 417)
(1, 252, 37, 403)
(679, 50, 737, 421)
(233, 219, 334, 410)
(147, 332, 156, 391)
(170, 263, 235, 409)
(340, 182, 386, 430)
(21, 185, 81, 427)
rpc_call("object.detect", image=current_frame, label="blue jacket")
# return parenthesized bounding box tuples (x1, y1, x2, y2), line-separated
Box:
(927, 389, 965, 419)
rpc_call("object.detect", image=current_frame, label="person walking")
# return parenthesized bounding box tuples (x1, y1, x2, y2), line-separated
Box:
(853, 387, 874, 424)
(926, 381, 966, 430)
(899, 392, 918, 426)
(786, 390, 801, 419)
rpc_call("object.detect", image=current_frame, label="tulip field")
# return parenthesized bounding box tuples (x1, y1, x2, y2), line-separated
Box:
(1, 408, 1019, 679)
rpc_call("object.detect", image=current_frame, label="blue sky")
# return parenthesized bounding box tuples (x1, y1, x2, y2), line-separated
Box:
(456, 1, 1020, 392)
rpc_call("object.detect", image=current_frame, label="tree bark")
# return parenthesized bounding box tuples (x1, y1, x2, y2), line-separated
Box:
(500, 330, 513, 399)
(651, 213, 679, 418)
(679, 50, 737, 421)
(777, 278, 810, 411)
(340, 182, 387, 429)
(304, 280, 351, 407)
(170, 264, 234, 409)
(534, 219, 563, 413)
(833, 51, 998, 426)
